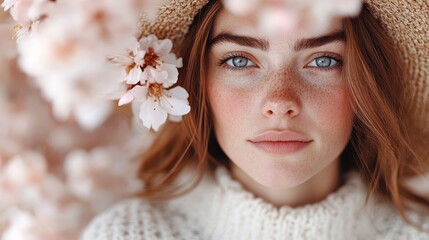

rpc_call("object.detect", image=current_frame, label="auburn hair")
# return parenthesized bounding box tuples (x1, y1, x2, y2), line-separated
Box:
(135, 0, 428, 223)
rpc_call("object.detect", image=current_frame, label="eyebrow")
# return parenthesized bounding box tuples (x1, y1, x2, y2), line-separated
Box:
(208, 31, 345, 52)
(293, 31, 345, 51)
(208, 32, 269, 51)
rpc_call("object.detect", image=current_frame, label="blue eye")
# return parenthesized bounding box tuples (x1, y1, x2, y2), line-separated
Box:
(307, 56, 341, 68)
(225, 56, 256, 68)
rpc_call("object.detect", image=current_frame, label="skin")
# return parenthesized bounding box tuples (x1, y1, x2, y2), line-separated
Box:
(207, 9, 354, 207)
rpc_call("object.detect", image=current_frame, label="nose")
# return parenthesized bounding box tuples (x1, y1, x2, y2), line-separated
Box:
(262, 76, 301, 118)
(263, 96, 300, 118)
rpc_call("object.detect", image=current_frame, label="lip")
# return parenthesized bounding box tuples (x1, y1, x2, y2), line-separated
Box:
(249, 130, 312, 154)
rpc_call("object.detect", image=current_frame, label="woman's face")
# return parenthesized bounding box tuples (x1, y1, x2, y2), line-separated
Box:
(207, 9, 354, 188)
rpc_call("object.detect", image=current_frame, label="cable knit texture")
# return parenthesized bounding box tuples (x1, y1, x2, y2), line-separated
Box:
(81, 168, 429, 240)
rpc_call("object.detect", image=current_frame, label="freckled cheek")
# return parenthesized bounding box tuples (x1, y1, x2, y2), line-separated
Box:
(309, 88, 353, 141)
(208, 81, 254, 131)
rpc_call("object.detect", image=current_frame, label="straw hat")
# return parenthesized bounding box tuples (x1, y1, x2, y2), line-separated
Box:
(138, 0, 428, 161)
(364, 0, 429, 162)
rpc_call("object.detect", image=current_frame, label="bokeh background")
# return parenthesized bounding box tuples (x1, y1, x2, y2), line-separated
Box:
(0, 0, 427, 239)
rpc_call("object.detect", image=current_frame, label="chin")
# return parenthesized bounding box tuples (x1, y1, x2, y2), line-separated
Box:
(247, 163, 314, 189)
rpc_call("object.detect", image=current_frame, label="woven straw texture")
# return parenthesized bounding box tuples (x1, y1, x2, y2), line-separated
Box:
(138, 0, 209, 51)
(139, 0, 428, 161)
(366, 0, 429, 162)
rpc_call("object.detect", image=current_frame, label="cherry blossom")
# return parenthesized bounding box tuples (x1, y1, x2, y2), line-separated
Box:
(222, 0, 362, 35)
(10, 0, 54, 25)
(2, 210, 39, 240)
(221, 0, 259, 15)
(109, 37, 147, 85)
(138, 69, 190, 131)
(64, 147, 143, 212)
(112, 35, 190, 131)
(1, 0, 55, 38)
(15, 0, 141, 130)
(0, 1, 168, 239)
(1, 0, 17, 12)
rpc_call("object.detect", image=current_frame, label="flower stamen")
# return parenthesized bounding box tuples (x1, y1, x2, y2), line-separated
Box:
(126, 63, 136, 74)
(148, 83, 163, 100)
(143, 47, 159, 69)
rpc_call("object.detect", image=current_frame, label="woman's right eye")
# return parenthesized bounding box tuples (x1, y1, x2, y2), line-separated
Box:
(222, 56, 256, 69)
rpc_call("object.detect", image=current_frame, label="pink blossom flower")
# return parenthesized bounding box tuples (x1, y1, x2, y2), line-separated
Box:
(0, 152, 67, 208)
(1, 0, 18, 11)
(2, 209, 39, 240)
(118, 67, 190, 131)
(2, 0, 55, 29)
(109, 37, 146, 85)
(222, 0, 363, 35)
(139, 34, 183, 68)
(112, 35, 190, 131)
(0, 2, 170, 238)
(221, 0, 260, 15)
(15, 0, 142, 130)
(0, 152, 47, 189)
(64, 147, 143, 212)
(138, 69, 190, 131)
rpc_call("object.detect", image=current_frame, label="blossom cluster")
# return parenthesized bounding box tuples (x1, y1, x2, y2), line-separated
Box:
(0, 1, 157, 239)
(2, 0, 178, 131)
(111, 35, 190, 131)
(0, 53, 153, 240)
(0, 23, 151, 237)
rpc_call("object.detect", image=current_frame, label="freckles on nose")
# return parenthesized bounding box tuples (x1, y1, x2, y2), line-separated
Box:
(261, 69, 304, 117)
(269, 67, 301, 88)
(267, 68, 306, 100)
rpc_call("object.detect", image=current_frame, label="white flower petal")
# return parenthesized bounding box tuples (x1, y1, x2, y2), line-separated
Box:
(143, 66, 168, 84)
(160, 88, 190, 116)
(258, 7, 300, 34)
(140, 68, 149, 83)
(222, 0, 260, 15)
(161, 53, 183, 68)
(158, 63, 178, 87)
(109, 55, 133, 65)
(154, 68, 169, 84)
(125, 36, 140, 52)
(128, 85, 148, 101)
(1, 0, 18, 11)
(154, 38, 173, 56)
(139, 98, 167, 131)
(75, 101, 112, 131)
(151, 108, 168, 131)
(139, 34, 157, 50)
(118, 91, 134, 106)
(168, 85, 189, 99)
(10, 0, 33, 24)
(175, 57, 183, 68)
(4, 153, 47, 186)
(2, 210, 37, 240)
(126, 65, 142, 84)
(134, 50, 145, 66)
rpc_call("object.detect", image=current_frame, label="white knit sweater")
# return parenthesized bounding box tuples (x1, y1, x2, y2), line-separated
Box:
(82, 168, 429, 240)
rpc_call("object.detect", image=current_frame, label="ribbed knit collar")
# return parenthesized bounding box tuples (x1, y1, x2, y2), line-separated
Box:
(214, 167, 367, 215)
(168, 167, 378, 240)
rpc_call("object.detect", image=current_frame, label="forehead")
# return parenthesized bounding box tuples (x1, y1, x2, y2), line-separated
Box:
(211, 8, 344, 44)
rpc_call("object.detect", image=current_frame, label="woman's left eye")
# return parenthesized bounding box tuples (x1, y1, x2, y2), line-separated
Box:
(307, 56, 341, 69)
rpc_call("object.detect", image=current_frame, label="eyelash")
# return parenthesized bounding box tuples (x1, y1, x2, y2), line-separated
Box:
(218, 52, 343, 72)
(218, 52, 255, 72)
(306, 53, 343, 72)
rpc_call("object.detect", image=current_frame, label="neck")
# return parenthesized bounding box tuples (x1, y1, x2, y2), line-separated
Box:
(231, 159, 342, 208)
